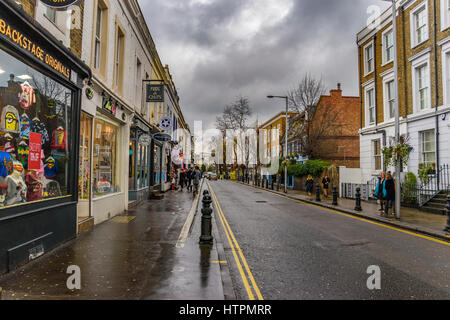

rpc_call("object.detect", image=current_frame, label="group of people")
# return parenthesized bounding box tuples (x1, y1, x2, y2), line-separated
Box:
(374, 172, 396, 217)
(305, 175, 332, 197)
(173, 166, 202, 193)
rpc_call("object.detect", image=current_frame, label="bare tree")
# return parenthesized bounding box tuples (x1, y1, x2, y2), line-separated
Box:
(286, 75, 347, 159)
(215, 96, 253, 170)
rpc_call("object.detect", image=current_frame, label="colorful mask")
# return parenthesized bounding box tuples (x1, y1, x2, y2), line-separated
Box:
(12, 161, 24, 174)
(44, 157, 58, 179)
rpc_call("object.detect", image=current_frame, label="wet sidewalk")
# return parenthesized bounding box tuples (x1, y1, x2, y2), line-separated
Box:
(242, 181, 450, 242)
(0, 182, 230, 300)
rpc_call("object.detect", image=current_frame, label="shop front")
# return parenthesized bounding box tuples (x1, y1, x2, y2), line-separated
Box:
(0, 0, 91, 273)
(78, 82, 131, 226)
(129, 117, 151, 202)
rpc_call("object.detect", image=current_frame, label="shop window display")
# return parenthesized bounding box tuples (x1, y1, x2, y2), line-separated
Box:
(93, 118, 119, 196)
(0, 50, 71, 208)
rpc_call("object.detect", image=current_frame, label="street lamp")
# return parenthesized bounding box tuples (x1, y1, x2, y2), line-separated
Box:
(382, 0, 401, 219)
(267, 95, 289, 194)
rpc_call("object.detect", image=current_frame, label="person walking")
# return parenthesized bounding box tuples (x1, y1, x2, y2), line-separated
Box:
(383, 172, 396, 217)
(192, 166, 202, 196)
(322, 175, 331, 198)
(374, 172, 386, 212)
(187, 167, 193, 192)
(305, 175, 314, 196)
(179, 169, 186, 191)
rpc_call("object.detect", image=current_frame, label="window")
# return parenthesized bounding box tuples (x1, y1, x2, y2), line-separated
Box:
(366, 87, 376, 125)
(0, 49, 73, 209)
(445, 51, 450, 105)
(93, 119, 119, 196)
(383, 29, 394, 64)
(373, 139, 382, 171)
(46, 7, 56, 23)
(114, 27, 125, 90)
(135, 58, 142, 111)
(416, 64, 430, 110)
(364, 42, 374, 74)
(440, 0, 450, 30)
(94, 5, 103, 70)
(411, 4, 428, 47)
(421, 130, 436, 168)
(385, 80, 395, 120)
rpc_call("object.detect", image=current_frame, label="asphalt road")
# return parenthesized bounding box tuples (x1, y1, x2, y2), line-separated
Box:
(208, 180, 450, 300)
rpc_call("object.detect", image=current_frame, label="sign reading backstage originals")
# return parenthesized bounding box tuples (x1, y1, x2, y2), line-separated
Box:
(40, 0, 80, 9)
(146, 84, 164, 103)
(0, 7, 71, 79)
(153, 132, 172, 142)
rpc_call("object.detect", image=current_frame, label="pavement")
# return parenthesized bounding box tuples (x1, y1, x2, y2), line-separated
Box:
(0, 179, 233, 300)
(239, 180, 450, 242)
(210, 180, 450, 300)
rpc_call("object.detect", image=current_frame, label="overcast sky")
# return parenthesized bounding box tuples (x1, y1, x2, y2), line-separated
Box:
(138, 0, 390, 130)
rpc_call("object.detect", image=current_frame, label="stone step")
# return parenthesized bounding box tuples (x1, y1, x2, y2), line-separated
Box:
(421, 205, 447, 215)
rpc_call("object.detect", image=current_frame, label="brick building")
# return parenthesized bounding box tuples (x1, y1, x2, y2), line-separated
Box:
(358, 0, 450, 184)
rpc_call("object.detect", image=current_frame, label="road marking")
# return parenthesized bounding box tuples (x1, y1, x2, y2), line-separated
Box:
(208, 181, 264, 300)
(176, 180, 204, 248)
(212, 261, 228, 264)
(242, 183, 450, 247)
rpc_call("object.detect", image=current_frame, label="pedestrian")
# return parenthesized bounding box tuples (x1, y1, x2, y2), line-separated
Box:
(322, 175, 331, 198)
(179, 169, 186, 191)
(305, 175, 314, 196)
(374, 172, 386, 212)
(187, 167, 193, 192)
(383, 172, 396, 217)
(192, 166, 202, 196)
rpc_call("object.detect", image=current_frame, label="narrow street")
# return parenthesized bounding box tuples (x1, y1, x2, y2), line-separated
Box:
(208, 180, 450, 300)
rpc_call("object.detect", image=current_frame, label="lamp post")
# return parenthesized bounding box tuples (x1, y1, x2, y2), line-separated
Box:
(267, 95, 289, 194)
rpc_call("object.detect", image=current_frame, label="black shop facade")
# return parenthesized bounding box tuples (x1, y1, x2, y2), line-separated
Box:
(0, 0, 91, 274)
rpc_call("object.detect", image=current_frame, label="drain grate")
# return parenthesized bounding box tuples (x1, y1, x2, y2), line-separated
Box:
(256, 201, 267, 203)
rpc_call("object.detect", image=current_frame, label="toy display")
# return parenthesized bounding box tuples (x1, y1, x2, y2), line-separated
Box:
(0, 78, 69, 207)
(5, 161, 27, 206)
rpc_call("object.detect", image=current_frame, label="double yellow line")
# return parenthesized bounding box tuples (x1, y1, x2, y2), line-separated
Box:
(207, 181, 263, 300)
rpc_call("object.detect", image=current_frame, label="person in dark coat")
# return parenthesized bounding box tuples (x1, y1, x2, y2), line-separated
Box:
(322, 175, 331, 198)
(187, 167, 193, 191)
(179, 170, 186, 191)
(384, 172, 396, 216)
(305, 175, 314, 196)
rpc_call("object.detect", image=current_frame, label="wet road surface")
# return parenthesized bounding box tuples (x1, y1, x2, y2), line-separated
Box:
(208, 180, 450, 300)
(0, 186, 225, 300)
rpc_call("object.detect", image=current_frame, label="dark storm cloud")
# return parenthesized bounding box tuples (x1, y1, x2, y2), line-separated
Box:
(138, 0, 390, 129)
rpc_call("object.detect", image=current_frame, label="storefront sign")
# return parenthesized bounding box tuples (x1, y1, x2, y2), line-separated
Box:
(85, 87, 94, 100)
(41, 0, 80, 9)
(153, 132, 172, 142)
(146, 85, 164, 102)
(28, 132, 42, 170)
(139, 134, 151, 146)
(159, 116, 172, 131)
(102, 98, 117, 116)
(0, 15, 71, 79)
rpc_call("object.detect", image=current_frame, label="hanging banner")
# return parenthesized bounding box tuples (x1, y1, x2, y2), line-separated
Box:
(146, 84, 164, 103)
(28, 132, 42, 170)
(40, 0, 80, 9)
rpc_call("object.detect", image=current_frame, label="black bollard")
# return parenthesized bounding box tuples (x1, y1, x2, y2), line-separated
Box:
(316, 183, 321, 202)
(444, 195, 450, 233)
(354, 187, 362, 212)
(332, 187, 338, 206)
(199, 190, 214, 245)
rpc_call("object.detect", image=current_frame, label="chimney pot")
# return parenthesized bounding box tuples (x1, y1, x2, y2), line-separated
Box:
(337, 83, 341, 90)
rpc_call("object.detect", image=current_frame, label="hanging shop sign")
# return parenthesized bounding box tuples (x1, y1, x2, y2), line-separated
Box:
(85, 87, 94, 100)
(0, 15, 71, 79)
(102, 98, 117, 116)
(139, 134, 151, 146)
(153, 132, 172, 142)
(159, 116, 172, 131)
(40, 0, 81, 9)
(146, 84, 164, 103)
